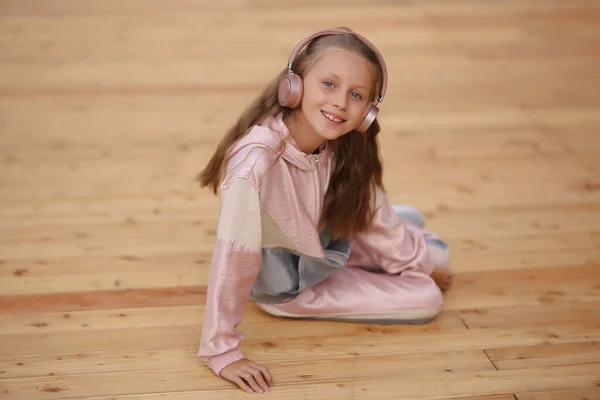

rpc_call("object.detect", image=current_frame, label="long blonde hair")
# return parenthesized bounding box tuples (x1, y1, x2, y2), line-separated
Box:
(198, 29, 385, 239)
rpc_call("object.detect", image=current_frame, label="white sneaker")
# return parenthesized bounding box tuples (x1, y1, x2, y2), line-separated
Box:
(391, 204, 426, 228)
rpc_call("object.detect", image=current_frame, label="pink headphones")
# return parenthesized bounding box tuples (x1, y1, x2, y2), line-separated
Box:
(278, 28, 388, 133)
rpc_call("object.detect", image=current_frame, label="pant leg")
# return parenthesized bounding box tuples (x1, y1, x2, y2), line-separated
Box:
(391, 204, 426, 228)
(256, 267, 442, 324)
(346, 204, 450, 272)
(256, 204, 448, 325)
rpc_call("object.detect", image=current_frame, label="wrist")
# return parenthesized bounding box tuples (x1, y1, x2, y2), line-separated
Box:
(201, 348, 246, 376)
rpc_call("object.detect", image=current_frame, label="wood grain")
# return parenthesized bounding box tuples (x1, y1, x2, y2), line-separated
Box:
(1, 0, 599, 399)
(516, 387, 600, 400)
(3, 364, 599, 400)
(486, 341, 600, 370)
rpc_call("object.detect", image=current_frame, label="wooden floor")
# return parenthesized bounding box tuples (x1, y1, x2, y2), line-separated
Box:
(1, 1, 600, 399)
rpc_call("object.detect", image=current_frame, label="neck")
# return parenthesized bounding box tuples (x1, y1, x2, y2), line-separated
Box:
(284, 111, 326, 154)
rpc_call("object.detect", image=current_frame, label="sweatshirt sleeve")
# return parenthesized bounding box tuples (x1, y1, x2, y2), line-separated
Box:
(197, 178, 263, 376)
(349, 187, 448, 276)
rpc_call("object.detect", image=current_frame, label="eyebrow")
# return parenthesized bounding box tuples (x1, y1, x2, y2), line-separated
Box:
(328, 73, 369, 91)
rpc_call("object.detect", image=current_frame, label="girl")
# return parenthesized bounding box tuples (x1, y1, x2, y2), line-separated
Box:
(196, 27, 453, 394)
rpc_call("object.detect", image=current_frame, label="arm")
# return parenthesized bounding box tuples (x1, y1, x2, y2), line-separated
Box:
(198, 178, 263, 376)
(350, 187, 447, 276)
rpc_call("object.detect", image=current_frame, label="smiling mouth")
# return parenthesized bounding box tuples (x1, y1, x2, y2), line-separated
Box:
(321, 111, 345, 123)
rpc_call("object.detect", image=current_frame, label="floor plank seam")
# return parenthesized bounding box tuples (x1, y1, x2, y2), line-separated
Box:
(537, 124, 573, 154)
(458, 313, 470, 329)
(483, 349, 499, 371)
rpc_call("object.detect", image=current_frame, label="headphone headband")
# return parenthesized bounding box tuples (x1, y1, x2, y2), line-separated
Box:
(286, 28, 388, 104)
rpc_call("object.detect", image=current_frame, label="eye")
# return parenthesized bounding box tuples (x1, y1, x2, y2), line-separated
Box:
(323, 81, 334, 88)
(351, 92, 363, 100)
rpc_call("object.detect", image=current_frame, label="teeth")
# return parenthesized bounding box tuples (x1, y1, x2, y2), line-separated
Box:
(323, 112, 344, 123)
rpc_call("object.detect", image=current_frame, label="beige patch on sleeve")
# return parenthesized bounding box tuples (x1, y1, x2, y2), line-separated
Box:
(217, 179, 262, 251)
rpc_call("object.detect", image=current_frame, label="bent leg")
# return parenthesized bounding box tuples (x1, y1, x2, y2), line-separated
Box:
(345, 218, 451, 274)
(256, 267, 443, 325)
(347, 203, 450, 272)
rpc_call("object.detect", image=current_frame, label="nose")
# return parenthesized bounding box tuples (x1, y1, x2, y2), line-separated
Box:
(331, 91, 347, 110)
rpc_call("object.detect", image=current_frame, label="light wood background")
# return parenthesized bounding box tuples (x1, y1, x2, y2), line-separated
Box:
(1, 1, 599, 399)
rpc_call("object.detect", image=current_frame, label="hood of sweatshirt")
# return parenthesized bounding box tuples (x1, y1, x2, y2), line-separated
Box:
(225, 113, 331, 172)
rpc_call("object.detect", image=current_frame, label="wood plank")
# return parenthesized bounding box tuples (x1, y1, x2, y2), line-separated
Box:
(0, 305, 465, 335)
(1, 185, 598, 235)
(429, 248, 600, 273)
(445, 266, 600, 310)
(0, 253, 209, 279)
(0, 98, 567, 151)
(1, 248, 598, 296)
(0, 268, 207, 296)
(575, 153, 600, 178)
(1, 262, 596, 316)
(1, 0, 598, 15)
(1, 363, 598, 400)
(0, 348, 491, 379)
(386, 127, 567, 160)
(1, 258, 598, 305)
(459, 302, 600, 330)
(0, 286, 206, 314)
(73, 395, 519, 400)
(0, 316, 597, 358)
(541, 122, 600, 152)
(69, 396, 519, 400)
(0, 253, 211, 295)
(0, 18, 461, 68)
(1, 209, 598, 252)
(1, 206, 599, 259)
(0, 263, 597, 328)
(449, 397, 515, 400)
(2, 50, 599, 92)
(1, 133, 594, 185)
(446, 231, 600, 253)
(382, 107, 600, 133)
(486, 341, 600, 370)
(516, 387, 600, 400)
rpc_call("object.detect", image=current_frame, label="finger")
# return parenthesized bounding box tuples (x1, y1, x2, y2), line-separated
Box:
(242, 372, 264, 394)
(257, 364, 274, 386)
(234, 377, 255, 394)
(250, 368, 271, 392)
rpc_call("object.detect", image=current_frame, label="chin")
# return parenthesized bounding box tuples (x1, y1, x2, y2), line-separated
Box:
(315, 120, 351, 138)
(321, 130, 349, 141)
(321, 125, 353, 140)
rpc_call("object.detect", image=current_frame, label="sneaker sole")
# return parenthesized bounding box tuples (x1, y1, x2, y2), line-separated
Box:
(258, 304, 441, 325)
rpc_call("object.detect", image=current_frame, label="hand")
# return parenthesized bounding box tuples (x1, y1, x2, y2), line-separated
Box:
(220, 358, 273, 394)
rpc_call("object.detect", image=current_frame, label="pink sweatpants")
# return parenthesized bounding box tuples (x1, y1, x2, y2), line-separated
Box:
(256, 217, 450, 325)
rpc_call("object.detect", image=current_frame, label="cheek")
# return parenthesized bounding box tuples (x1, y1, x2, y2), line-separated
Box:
(303, 81, 327, 104)
(349, 102, 368, 119)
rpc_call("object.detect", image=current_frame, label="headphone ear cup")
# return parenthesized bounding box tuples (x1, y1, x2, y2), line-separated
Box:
(356, 104, 379, 133)
(278, 73, 303, 108)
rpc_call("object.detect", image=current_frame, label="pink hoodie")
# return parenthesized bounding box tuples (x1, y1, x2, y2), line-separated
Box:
(197, 113, 441, 375)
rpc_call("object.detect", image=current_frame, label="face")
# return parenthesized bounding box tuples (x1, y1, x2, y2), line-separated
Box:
(298, 48, 375, 144)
